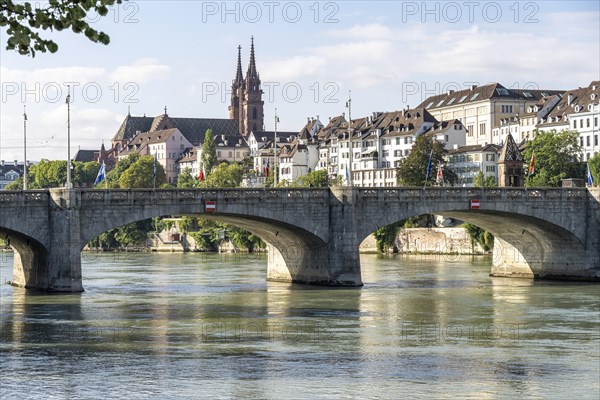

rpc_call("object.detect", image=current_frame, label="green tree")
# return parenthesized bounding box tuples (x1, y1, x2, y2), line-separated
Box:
(118, 155, 166, 188)
(206, 162, 243, 188)
(523, 129, 583, 187)
(177, 167, 197, 188)
(473, 171, 497, 187)
(588, 153, 600, 187)
(4, 177, 23, 190)
(114, 221, 149, 247)
(396, 134, 457, 186)
(1, 0, 125, 57)
(463, 223, 494, 252)
(292, 170, 330, 187)
(201, 129, 217, 174)
(73, 161, 100, 186)
(373, 221, 403, 253)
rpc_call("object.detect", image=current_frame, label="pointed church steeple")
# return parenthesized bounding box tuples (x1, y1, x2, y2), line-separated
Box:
(246, 36, 260, 91)
(234, 45, 244, 88)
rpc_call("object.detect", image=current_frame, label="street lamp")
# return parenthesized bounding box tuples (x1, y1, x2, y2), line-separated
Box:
(345, 90, 353, 187)
(65, 86, 72, 188)
(274, 109, 279, 187)
(23, 105, 28, 190)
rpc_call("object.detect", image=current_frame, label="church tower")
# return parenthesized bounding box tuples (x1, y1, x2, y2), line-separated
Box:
(228, 45, 243, 120)
(239, 36, 264, 136)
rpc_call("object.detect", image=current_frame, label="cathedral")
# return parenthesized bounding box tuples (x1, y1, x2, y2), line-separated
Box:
(229, 36, 265, 136)
(109, 38, 265, 158)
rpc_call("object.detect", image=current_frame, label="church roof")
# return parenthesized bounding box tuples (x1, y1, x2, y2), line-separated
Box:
(73, 149, 97, 163)
(499, 133, 523, 162)
(112, 115, 154, 142)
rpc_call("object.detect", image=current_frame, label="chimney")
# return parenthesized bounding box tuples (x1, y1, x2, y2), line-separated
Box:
(316, 115, 320, 121)
(1, 160, 4, 166)
(470, 85, 477, 90)
(567, 94, 573, 105)
(447, 90, 455, 95)
(453, 144, 458, 150)
(14, 160, 18, 166)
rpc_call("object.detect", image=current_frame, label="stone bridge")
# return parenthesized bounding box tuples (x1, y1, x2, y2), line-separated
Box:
(0, 187, 598, 292)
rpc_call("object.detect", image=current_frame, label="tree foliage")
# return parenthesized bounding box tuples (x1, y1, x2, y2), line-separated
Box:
(201, 129, 217, 174)
(206, 162, 243, 188)
(1, 0, 125, 57)
(118, 155, 166, 188)
(473, 171, 497, 187)
(523, 129, 583, 187)
(373, 221, 403, 253)
(177, 167, 197, 188)
(463, 223, 494, 252)
(396, 134, 457, 186)
(291, 170, 330, 187)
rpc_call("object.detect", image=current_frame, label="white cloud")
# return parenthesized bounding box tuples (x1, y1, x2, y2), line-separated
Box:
(110, 58, 170, 84)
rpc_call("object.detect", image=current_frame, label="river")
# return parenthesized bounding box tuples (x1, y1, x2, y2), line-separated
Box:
(0, 251, 598, 399)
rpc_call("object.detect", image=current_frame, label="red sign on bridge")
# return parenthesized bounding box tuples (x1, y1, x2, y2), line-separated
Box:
(205, 201, 216, 213)
(470, 199, 481, 209)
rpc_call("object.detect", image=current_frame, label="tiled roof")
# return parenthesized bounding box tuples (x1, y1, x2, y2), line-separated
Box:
(112, 113, 241, 145)
(73, 149, 97, 163)
(540, 81, 600, 124)
(447, 144, 501, 155)
(416, 83, 563, 110)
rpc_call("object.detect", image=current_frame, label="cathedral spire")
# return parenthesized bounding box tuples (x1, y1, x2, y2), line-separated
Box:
(234, 45, 243, 87)
(246, 36, 260, 87)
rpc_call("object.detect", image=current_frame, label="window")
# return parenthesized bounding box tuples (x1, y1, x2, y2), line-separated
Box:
(395, 138, 400, 145)
(228, 151, 233, 157)
(587, 136, 591, 147)
(253, 107, 257, 120)
(426, 102, 434, 109)
(436, 100, 445, 107)
(467, 125, 474, 137)
(595, 135, 598, 146)
(458, 95, 468, 103)
(486, 166, 496, 172)
(573, 120, 577, 129)
(501, 105, 513, 113)
(217, 150, 221, 157)
(445, 135, 449, 142)
(496, 88, 509, 96)
(172, 136, 175, 141)
(486, 154, 496, 161)
(580, 137, 584, 147)
(447, 98, 456, 105)
(587, 119, 590, 128)
(479, 123, 486, 136)
(580, 120, 584, 129)
(471, 93, 480, 101)
(523, 92, 533, 98)
(595, 117, 599, 127)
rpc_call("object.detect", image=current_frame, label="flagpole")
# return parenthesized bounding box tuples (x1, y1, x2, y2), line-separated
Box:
(23, 105, 28, 190)
(424, 149, 433, 189)
(66, 86, 72, 189)
(274, 108, 279, 187)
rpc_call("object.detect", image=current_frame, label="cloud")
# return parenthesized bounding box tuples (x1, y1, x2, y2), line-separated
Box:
(110, 58, 170, 84)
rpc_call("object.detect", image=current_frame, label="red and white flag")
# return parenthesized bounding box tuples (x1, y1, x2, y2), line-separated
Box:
(436, 166, 444, 184)
(198, 163, 206, 181)
(528, 150, 535, 175)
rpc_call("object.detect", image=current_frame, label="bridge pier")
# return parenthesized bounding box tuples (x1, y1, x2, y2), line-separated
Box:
(12, 189, 84, 292)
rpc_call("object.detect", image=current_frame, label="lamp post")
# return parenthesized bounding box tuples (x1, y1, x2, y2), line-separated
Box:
(274, 109, 279, 187)
(65, 86, 72, 188)
(345, 90, 353, 187)
(23, 105, 28, 190)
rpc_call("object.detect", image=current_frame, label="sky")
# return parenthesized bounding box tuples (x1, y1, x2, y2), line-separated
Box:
(0, 0, 599, 162)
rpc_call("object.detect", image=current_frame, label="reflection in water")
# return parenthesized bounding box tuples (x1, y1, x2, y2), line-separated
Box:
(0, 251, 598, 398)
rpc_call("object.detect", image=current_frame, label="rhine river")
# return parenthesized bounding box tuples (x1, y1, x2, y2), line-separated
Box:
(0, 252, 598, 399)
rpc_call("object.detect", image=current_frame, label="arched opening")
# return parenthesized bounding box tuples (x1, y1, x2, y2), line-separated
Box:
(0, 227, 49, 289)
(358, 210, 588, 280)
(80, 212, 330, 288)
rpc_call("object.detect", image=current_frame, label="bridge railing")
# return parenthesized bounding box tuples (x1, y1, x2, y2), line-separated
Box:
(0, 190, 49, 206)
(80, 188, 331, 205)
(355, 187, 588, 202)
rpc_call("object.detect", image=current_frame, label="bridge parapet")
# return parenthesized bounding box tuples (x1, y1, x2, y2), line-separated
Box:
(79, 188, 330, 206)
(354, 187, 587, 202)
(0, 190, 49, 205)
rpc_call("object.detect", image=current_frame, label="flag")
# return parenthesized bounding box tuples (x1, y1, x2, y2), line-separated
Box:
(587, 163, 595, 187)
(345, 163, 349, 183)
(425, 150, 433, 181)
(153, 152, 157, 178)
(265, 159, 270, 177)
(436, 166, 443, 184)
(528, 150, 535, 175)
(198, 163, 205, 181)
(94, 161, 106, 185)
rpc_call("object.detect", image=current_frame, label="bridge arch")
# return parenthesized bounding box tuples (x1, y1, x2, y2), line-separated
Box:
(353, 187, 595, 280)
(78, 189, 334, 285)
